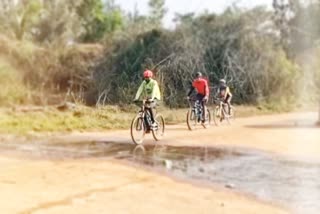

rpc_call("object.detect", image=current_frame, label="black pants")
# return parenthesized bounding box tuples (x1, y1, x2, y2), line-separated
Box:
(196, 94, 207, 121)
(146, 100, 158, 123)
(224, 95, 232, 114)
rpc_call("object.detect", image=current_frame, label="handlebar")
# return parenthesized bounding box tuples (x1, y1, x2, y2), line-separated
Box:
(133, 99, 155, 108)
(186, 97, 196, 101)
(212, 97, 228, 106)
(186, 97, 208, 102)
(133, 99, 154, 103)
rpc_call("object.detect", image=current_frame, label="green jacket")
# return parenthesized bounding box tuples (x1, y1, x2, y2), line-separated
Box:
(135, 79, 161, 101)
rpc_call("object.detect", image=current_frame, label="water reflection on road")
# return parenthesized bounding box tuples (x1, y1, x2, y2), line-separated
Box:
(0, 141, 319, 214)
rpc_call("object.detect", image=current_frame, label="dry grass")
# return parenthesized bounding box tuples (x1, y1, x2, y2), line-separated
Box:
(0, 104, 274, 135)
(0, 34, 103, 106)
(0, 58, 31, 106)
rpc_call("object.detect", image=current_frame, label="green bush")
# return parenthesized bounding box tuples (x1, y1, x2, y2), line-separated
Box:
(93, 8, 300, 108)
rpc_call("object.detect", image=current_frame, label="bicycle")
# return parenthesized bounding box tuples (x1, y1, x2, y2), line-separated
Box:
(130, 99, 165, 145)
(186, 98, 211, 130)
(212, 98, 235, 126)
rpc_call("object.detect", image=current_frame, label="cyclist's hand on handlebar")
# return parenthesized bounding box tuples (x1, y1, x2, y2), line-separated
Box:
(146, 98, 154, 102)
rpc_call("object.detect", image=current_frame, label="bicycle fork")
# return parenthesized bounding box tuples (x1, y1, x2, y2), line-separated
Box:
(136, 111, 144, 131)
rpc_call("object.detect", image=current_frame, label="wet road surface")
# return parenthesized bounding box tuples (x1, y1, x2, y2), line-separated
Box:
(1, 140, 319, 214)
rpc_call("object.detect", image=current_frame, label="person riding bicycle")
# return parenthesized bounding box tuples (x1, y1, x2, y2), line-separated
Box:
(133, 69, 161, 129)
(187, 72, 209, 123)
(217, 78, 232, 115)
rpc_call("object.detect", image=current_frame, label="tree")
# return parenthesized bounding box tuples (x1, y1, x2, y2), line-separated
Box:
(148, 0, 167, 27)
(93, 6, 300, 107)
(289, 1, 320, 53)
(77, 0, 123, 42)
(0, 0, 41, 40)
(272, 0, 297, 55)
(32, 0, 82, 45)
(124, 4, 154, 37)
(173, 12, 195, 28)
(273, 0, 320, 55)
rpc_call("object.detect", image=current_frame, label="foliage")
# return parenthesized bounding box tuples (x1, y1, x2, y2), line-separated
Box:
(0, 34, 102, 105)
(77, 0, 124, 42)
(0, 0, 319, 112)
(94, 7, 300, 107)
(148, 0, 167, 27)
(0, 59, 29, 106)
(273, 0, 320, 56)
(0, 0, 124, 44)
(0, 0, 42, 40)
(32, 0, 82, 45)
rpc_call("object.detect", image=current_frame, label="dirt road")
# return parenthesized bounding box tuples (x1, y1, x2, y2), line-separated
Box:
(0, 112, 318, 214)
(49, 112, 320, 158)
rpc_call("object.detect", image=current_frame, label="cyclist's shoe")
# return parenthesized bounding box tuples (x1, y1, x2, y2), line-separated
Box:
(150, 122, 158, 130)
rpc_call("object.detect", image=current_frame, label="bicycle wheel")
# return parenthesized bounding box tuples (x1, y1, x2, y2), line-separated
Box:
(229, 105, 236, 122)
(213, 106, 222, 126)
(222, 105, 230, 124)
(186, 109, 197, 130)
(152, 114, 165, 141)
(202, 108, 211, 128)
(130, 114, 146, 145)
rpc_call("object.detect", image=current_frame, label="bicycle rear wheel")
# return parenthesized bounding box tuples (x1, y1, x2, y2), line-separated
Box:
(152, 114, 165, 141)
(130, 114, 146, 145)
(186, 109, 197, 130)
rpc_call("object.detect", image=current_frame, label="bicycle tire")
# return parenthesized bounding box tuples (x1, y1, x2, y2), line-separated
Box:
(152, 114, 165, 141)
(186, 109, 197, 130)
(213, 106, 221, 126)
(229, 105, 236, 122)
(130, 114, 146, 145)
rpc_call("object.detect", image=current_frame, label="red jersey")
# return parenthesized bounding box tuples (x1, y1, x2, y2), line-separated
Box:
(191, 78, 209, 96)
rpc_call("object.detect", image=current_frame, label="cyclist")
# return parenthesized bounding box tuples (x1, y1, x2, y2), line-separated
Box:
(133, 69, 161, 129)
(187, 72, 209, 123)
(217, 79, 232, 115)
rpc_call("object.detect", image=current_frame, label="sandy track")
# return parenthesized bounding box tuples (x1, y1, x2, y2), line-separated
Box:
(0, 158, 286, 214)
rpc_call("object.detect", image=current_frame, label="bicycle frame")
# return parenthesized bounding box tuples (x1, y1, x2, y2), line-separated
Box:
(137, 99, 154, 130)
(188, 99, 203, 121)
(219, 100, 227, 116)
(213, 97, 234, 124)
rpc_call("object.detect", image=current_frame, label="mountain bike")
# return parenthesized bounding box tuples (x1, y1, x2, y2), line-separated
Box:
(186, 98, 211, 130)
(212, 98, 235, 126)
(130, 99, 165, 145)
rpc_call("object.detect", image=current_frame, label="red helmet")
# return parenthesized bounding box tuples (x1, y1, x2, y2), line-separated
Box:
(143, 70, 153, 78)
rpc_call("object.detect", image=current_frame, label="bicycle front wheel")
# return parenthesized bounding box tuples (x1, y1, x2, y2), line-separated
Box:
(187, 109, 197, 130)
(130, 114, 146, 145)
(152, 114, 165, 141)
(229, 105, 236, 122)
(213, 106, 222, 126)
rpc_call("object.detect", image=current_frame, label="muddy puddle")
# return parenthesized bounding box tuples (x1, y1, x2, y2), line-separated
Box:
(1, 141, 320, 214)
